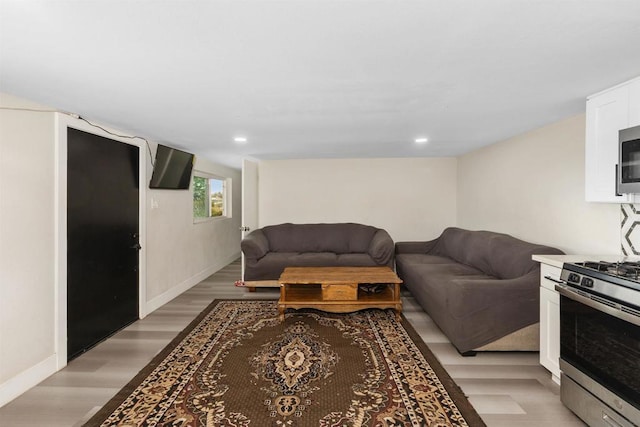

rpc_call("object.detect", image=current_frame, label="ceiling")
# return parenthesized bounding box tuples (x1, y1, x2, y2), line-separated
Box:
(2, 1, 640, 168)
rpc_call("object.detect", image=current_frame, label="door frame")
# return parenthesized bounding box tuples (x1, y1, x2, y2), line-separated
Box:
(54, 114, 147, 369)
(241, 158, 259, 280)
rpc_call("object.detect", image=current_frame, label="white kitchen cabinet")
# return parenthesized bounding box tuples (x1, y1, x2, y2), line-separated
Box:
(585, 76, 640, 203)
(539, 263, 561, 384)
(629, 79, 640, 127)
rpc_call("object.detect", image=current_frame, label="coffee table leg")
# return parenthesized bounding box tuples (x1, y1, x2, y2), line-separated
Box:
(394, 284, 402, 321)
(278, 283, 286, 321)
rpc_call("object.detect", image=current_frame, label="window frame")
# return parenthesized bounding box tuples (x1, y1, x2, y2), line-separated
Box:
(192, 171, 232, 223)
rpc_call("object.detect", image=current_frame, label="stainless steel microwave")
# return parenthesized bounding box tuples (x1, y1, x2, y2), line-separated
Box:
(618, 124, 640, 194)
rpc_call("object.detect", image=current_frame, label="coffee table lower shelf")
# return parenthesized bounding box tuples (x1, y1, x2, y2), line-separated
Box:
(278, 283, 402, 321)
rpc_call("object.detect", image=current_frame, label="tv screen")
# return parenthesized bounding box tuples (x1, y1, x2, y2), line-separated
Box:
(149, 144, 195, 189)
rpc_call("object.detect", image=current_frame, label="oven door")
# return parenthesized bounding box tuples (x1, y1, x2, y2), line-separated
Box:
(558, 286, 640, 425)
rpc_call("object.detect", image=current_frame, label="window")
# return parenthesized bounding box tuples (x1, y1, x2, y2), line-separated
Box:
(193, 173, 231, 220)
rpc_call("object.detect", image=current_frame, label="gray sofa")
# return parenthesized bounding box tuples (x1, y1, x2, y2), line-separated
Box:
(395, 227, 564, 355)
(241, 223, 395, 284)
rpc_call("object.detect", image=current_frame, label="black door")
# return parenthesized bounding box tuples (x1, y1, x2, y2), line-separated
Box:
(67, 128, 140, 360)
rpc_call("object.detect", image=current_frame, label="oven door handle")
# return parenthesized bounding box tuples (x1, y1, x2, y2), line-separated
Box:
(555, 284, 640, 327)
(602, 413, 624, 427)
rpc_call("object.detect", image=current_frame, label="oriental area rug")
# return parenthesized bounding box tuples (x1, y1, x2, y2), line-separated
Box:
(85, 300, 485, 427)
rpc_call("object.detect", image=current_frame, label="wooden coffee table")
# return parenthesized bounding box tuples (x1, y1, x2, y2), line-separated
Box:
(277, 266, 403, 321)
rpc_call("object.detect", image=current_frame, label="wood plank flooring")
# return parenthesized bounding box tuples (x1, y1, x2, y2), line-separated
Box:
(0, 259, 585, 426)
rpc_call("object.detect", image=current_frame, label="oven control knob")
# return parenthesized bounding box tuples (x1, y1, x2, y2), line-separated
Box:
(613, 398, 623, 410)
(568, 273, 581, 284)
(581, 277, 594, 288)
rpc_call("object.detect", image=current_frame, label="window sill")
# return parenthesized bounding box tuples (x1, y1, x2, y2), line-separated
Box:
(193, 216, 230, 225)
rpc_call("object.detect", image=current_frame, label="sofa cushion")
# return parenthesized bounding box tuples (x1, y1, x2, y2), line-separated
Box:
(244, 252, 342, 280)
(399, 262, 491, 311)
(405, 261, 486, 276)
(262, 223, 378, 254)
(446, 274, 539, 320)
(289, 252, 340, 265)
(336, 253, 380, 266)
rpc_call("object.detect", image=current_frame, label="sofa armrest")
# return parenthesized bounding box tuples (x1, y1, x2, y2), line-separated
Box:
(368, 229, 395, 265)
(395, 239, 439, 254)
(241, 229, 269, 260)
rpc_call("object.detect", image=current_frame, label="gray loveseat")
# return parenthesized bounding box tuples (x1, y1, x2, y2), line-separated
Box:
(395, 227, 563, 355)
(241, 223, 394, 285)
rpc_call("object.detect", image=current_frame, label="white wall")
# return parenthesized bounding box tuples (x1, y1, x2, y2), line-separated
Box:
(0, 92, 241, 407)
(457, 113, 620, 255)
(2, 90, 622, 407)
(145, 155, 241, 310)
(258, 158, 458, 242)
(0, 93, 56, 390)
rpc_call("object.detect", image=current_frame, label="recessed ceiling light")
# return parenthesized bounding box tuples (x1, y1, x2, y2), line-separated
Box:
(233, 136, 247, 144)
(414, 137, 428, 144)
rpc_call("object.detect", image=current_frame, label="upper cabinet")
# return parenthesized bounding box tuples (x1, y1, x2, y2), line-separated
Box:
(585, 77, 640, 203)
(630, 80, 640, 127)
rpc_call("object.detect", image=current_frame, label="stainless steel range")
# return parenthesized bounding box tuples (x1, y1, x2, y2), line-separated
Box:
(557, 261, 640, 427)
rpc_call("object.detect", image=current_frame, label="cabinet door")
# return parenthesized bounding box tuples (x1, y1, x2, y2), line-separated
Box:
(629, 79, 640, 127)
(540, 285, 560, 384)
(585, 85, 631, 202)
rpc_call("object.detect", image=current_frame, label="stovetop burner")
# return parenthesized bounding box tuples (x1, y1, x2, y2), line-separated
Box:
(576, 261, 640, 280)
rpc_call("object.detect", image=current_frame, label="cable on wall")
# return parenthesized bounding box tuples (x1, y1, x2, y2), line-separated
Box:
(76, 116, 155, 167)
(0, 106, 156, 167)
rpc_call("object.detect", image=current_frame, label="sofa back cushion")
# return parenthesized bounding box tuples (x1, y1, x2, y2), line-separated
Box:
(262, 223, 379, 254)
(434, 227, 563, 279)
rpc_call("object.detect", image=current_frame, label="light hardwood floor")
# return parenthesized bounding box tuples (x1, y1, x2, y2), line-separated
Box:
(0, 259, 585, 426)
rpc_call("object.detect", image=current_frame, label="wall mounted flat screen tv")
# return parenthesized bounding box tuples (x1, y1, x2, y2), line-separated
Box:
(149, 144, 195, 189)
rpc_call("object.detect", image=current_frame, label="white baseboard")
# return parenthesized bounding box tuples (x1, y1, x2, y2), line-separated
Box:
(0, 354, 57, 408)
(144, 252, 240, 315)
(0, 255, 240, 408)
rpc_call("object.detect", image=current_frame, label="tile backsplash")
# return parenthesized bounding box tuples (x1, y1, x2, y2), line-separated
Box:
(621, 204, 640, 256)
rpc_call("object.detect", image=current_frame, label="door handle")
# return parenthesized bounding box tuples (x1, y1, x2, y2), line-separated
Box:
(543, 276, 564, 285)
(240, 226, 251, 232)
(130, 232, 141, 250)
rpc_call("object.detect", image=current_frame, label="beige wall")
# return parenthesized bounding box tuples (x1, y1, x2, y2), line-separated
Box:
(0, 93, 56, 387)
(145, 155, 241, 305)
(457, 113, 620, 255)
(1, 91, 623, 406)
(0, 92, 241, 406)
(258, 157, 458, 242)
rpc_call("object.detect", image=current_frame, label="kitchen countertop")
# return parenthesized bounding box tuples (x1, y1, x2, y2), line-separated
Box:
(532, 254, 633, 269)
